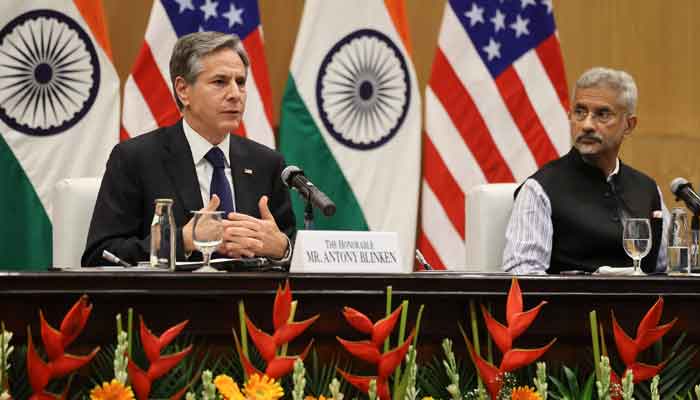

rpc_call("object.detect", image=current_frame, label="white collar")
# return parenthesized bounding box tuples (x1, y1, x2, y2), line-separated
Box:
(606, 158, 620, 182)
(182, 118, 231, 166)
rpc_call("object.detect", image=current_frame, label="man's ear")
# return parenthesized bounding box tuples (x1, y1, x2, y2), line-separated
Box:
(624, 114, 637, 136)
(174, 76, 189, 108)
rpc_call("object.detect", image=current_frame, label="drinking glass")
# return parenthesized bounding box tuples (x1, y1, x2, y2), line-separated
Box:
(622, 218, 652, 275)
(191, 210, 224, 272)
(668, 207, 690, 274)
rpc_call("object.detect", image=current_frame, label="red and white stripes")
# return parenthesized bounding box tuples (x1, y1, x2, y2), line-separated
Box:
(418, 4, 569, 269)
(121, 0, 275, 149)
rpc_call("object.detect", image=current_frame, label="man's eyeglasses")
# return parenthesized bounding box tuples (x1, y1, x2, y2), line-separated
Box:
(571, 107, 619, 124)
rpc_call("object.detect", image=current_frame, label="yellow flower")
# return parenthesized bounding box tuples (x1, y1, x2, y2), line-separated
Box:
(421, 397, 434, 400)
(90, 380, 135, 400)
(511, 386, 542, 400)
(243, 374, 284, 400)
(214, 374, 245, 400)
(305, 396, 331, 400)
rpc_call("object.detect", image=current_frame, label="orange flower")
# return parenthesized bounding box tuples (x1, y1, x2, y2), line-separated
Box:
(511, 386, 542, 400)
(243, 374, 284, 400)
(214, 374, 244, 400)
(89, 380, 135, 400)
(304, 396, 330, 400)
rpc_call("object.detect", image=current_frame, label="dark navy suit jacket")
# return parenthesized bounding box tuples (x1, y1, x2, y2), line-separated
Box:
(82, 120, 295, 266)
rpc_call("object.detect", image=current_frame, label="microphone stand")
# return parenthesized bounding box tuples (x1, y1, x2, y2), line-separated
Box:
(303, 198, 314, 230)
(692, 213, 699, 271)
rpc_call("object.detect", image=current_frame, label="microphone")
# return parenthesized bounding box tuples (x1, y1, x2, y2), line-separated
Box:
(281, 166, 336, 216)
(670, 177, 700, 215)
(102, 250, 134, 268)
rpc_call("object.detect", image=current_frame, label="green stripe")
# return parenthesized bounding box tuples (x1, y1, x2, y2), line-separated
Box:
(0, 135, 51, 270)
(279, 74, 368, 231)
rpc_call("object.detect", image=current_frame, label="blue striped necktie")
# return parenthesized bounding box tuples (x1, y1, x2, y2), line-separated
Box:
(204, 147, 235, 216)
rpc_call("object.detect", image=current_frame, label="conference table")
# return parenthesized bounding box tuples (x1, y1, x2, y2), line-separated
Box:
(2, 270, 700, 368)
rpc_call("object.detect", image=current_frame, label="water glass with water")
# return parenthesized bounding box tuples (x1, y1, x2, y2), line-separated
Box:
(668, 207, 690, 274)
(191, 210, 224, 272)
(622, 218, 652, 275)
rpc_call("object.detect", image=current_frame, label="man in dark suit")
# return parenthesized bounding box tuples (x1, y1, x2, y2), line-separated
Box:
(82, 32, 295, 266)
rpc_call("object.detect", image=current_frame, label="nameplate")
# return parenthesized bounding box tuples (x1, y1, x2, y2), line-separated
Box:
(290, 230, 404, 273)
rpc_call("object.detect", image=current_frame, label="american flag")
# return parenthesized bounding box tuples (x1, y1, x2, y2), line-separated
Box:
(121, 0, 275, 148)
(417, 0, 570, 269)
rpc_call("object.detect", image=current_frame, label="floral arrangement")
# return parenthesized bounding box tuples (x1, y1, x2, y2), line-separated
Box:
(237, 280, 318, 379)
(462, 278, 555, 399)
(1, 279, 700, 400)
(27, 294, 100, 399)
(336, 303, 416, 400)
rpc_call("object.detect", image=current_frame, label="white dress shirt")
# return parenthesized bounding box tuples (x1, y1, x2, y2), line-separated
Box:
(502, 159, 669, 275)
(182, 118, 235, 210)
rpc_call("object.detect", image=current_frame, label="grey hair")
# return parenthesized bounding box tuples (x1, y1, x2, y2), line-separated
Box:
(574, 67, 638, 114)
(169, 31, 249, 110)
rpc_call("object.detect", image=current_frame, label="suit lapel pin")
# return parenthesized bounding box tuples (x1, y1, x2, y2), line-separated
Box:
(244, 168, 254, 175)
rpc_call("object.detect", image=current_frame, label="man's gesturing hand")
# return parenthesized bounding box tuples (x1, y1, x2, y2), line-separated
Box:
(220, 195, 288, 258)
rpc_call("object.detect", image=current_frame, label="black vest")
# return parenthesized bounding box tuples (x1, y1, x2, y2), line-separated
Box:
(523, 148, 662, 274)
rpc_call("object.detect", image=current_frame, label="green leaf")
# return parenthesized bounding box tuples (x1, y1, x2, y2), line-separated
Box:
(581, 372, 595, 400)
(549, 375, 572, 400)
(416, 354, 476, 399)
(563, 365, 581, 396)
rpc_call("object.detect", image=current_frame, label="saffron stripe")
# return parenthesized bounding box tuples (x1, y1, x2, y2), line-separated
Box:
(430, 48, 514, 183)
(495, 66, 558, 167)
(422, 132, 465, 238)
(131, 43, 180, 127)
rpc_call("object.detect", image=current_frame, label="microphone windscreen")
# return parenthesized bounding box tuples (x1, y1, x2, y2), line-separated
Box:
(281, 165, 303, 187)
(671, 177, 689, 194)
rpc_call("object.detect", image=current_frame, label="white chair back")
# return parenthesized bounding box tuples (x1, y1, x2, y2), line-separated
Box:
(465, 183, 518, 272)
(52, 177, 101, 268)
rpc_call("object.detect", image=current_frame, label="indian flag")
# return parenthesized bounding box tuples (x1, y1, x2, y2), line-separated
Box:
(0, 0, 119, 270)
(279, 0, 421, 268)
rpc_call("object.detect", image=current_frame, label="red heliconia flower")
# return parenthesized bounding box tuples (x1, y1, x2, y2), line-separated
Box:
(337, 331, 415, 400)
(341, 307, 374, 335)
(609, 297, 677, 385)
(26, 295, 100, 400)
(337, 303, 415, 400)
(127, 317, 192, 400)
(463, 278, 556, 400)
(238, 280, 319, 379)
(341, 304, 403, 352)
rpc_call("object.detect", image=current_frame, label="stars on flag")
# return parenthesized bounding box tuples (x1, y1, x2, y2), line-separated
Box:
(200, 0, 219, 21)
(520, 0, 537, 10)
(459, 0, 555, 67)
(223, 3, 244, 28)
(541, 0, 553, 13)
(174, 0, 194, 13)
(170, 0, 247, 31)
(482, 38, 501, 61)
(464, 3, 484, 27)
(490, 9, 505, 32)
(510, 14, 530, 38)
